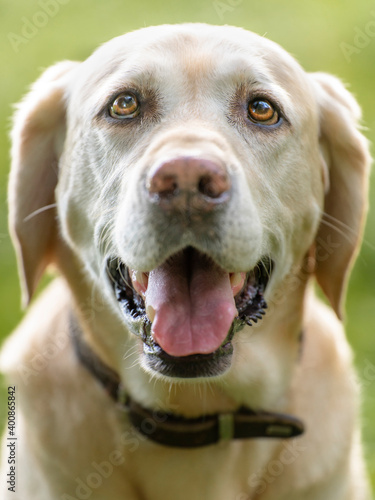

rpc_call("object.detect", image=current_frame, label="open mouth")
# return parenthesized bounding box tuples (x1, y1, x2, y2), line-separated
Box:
(107, 247, 273, 378)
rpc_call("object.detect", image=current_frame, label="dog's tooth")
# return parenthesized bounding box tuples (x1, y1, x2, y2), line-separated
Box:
(131, 270, 148, 296)
(230, 272, 242, 286)
(146, 305, 155, 323)
(230, 272, 246, 296)
(137, 270, 149, 287)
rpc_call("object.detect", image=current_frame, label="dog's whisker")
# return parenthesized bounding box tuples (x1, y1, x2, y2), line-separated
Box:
(319, 217, 355, 244)
(126, 357, 143, 370)
(322, 211, 358, 234)
(123, 345, 140, 363)
(97, 217, 115, 256)
(206, 380, 215, 397)
(117, 264, 133, 290)
(167, 383, 173, 399)
(321, 212, 375, 251)
(23, 203, 57, 222)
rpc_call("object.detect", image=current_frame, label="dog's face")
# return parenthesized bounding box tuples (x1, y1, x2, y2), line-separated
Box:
(9, 25, 369, 384)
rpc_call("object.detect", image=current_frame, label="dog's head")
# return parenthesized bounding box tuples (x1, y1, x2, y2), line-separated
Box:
(9, 24, 370, 383)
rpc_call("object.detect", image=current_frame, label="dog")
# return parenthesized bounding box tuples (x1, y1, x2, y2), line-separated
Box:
(0, 23, 371, 499)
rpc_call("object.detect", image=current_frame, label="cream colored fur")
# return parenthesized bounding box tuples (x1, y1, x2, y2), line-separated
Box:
(0, 24, 371, 499)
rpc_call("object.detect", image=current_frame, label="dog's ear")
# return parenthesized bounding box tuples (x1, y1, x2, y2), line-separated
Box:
(309, 73, 371, 319)
(8, 61, 79, 307)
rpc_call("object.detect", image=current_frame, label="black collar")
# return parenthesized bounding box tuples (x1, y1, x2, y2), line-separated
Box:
(71, 316, 304, 448)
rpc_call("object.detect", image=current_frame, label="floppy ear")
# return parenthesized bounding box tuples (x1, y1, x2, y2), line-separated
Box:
(310, 73, 371, 319)
(8, 61, 79, 306)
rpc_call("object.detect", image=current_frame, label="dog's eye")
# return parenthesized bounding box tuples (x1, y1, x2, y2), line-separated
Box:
(110, 93, 140, 119)
(248, 99, 278, 125)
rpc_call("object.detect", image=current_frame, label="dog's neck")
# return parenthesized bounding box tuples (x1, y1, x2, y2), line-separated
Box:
(70, 311, 305, 448)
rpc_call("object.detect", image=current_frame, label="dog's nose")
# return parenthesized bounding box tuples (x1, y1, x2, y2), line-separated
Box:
(146, 156, 231, 211)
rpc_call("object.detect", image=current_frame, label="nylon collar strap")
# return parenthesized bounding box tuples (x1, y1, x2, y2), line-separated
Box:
(71, 316, 305, 448)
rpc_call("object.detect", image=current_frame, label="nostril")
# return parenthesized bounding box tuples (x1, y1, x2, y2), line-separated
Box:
(149, 174, 179, 199)
(198, 173, 230, 199)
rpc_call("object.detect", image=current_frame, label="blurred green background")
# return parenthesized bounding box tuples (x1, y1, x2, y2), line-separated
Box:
(0, 0, 374, 490)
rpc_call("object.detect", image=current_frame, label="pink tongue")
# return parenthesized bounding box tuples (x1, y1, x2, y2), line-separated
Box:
(145, 251, 238, 357)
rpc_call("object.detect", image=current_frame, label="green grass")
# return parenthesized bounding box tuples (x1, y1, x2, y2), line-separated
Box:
(0, 0, 374, 491)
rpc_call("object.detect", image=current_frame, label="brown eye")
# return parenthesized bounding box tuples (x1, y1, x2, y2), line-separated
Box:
(248, 99, 278, 125)
(110, 92, 139, 119)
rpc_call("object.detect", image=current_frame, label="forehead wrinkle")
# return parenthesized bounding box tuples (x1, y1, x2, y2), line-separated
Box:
(71, 61, 165, 120)
(101, 65, 161, 99)
(211, 55, 294, 109)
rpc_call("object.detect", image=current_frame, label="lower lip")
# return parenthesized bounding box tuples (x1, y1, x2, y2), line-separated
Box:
(143, 341, 233, 379)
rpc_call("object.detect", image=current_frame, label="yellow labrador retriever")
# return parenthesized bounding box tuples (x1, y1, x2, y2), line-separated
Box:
(0, 23, 371, 500)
